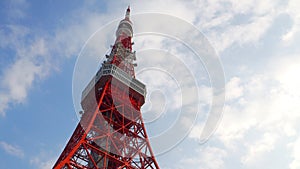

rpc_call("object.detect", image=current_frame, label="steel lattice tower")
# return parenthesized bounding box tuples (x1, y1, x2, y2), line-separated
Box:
(53, 7, 160, 169)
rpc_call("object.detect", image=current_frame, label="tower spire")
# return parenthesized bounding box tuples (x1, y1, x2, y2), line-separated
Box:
(125, 5, 130, 19)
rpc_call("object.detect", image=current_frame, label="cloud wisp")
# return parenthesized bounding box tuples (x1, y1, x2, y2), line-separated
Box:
(0, 141, 24, 158)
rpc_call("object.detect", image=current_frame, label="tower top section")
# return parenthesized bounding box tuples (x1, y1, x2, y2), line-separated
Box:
(116, 6, 133, 39)
(81, 7, 145, 104)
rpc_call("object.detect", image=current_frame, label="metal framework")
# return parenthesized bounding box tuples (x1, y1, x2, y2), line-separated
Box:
(53, 7, 160, 169)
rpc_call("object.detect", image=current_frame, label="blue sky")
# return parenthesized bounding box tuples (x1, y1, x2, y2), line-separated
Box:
(1, 0, 300, 169)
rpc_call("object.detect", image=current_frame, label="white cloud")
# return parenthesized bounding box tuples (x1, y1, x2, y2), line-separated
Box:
(29, 149, 60, 169)
(282, 0, 300, 42)
(0, 3, 115, 116)
(189, 123, 204, 140)
(219, 63, 300, 133)
(0, 96, 9, 117)
(5, 0, 29, 20)
(0, 141, 24, 158)
(241, 132, 279, 165)
(226, 77, 244, 101)
(289, 137, 300, 169)
(3, 58, 42, 101)
(186, 53, 300, 168)
(0, 33, 50, 116)
(180, 146, 227, 169)
(30, 156, 56, 169)
(180, 0, 293, 53)
(215, 53, 300, 166)
(274, 58, 300, 96)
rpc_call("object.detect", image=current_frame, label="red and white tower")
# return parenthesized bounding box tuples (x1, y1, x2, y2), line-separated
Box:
(53, 7, 160, 169)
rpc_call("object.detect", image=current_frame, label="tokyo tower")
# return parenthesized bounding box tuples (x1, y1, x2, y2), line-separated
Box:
(53, 7, 160, 169)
